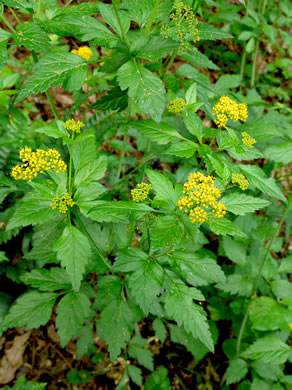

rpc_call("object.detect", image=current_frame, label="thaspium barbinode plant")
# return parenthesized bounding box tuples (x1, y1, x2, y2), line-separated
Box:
(0, 0, 291, 388)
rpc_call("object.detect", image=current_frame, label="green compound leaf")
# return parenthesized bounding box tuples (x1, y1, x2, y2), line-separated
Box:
(15, 52, 87, 103)
(56, 290, 92, 347)
(249, 296, 288, 331)
(131, 119, 185, 145)
(113, 248, 149, 272)
(165, 284, 214, 351)
(128, 365, 143, 387)
(136, 36, 179, 62)
(263, 142, 292, 165)
(222, 236, 246, 266)
(74, 156, 107, 188)
(197, 22, 233, 40)
(145, 366, 171, 390)
(241, 336, 292, 364)
(97, 298, 135, 361)
(151, 216, 183, 249)
(208, 216, 247, 238)
(226, 358, 248, 385)
(13, 22, 51, 53)
(117, 60, 166, 123)
(54, 225, 92, 292)
(20, 268, 71, 291)
(222, 193, 271, 215)
(180, 50, 219, 70)
(129, 335, 154, 371)
(2, 0, 33, 10)
(129, 259, 163, 314)
(240, 165, 286, 202)
(146, 169, 177, 205)
(1, 292, 56, 333)
(170, 252, 226, 286)
(217, 274, 252, 297)
(153, 318, 167, 343)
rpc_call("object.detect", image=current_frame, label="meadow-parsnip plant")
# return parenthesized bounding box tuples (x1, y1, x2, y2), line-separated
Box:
(0, 0, 291, 388)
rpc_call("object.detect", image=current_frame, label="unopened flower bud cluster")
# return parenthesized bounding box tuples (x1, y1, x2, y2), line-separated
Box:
(71, 46, 93, 61)
(50, 193, 75, 214)
(64, 119, 85, 134)
(213, 96, 248, 128)
(232, 173, 249, 191)
(169, 98, 187, 113)
(177, 171, 226, 224)
(131, 183, 152, 203)
(11, 147, 67, 181)
(241, 132, 256, 148)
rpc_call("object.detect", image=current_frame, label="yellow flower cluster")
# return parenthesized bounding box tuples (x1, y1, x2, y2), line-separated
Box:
(161, 2, 199, 52)
(232, 173, 248, 191)
(212, 96, 248, 128)
(131, 183, 152, 203)
(71, 46, 93, 61)
(64, 119, 85, 134)
(169, 98, 187, 113)
(11, 147, 67, 182)
(177, 171, 226, 223)
(241, 132, 256, 148)
(50, 193, 75, 214)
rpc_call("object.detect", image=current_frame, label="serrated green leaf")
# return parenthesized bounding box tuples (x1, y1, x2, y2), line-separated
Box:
(197, 22, 232, 40)
(153, 318, 167, 343)
(128, 365, 143, 386)
(3, 0, 32, 10)
(208, 216, 247, 238)
(98, 2, 130, 38)
(263, 142, 292, 164)
(171, 252, 226, 286)
(90, 87, 128, 112)
(97, 298, 135, 361)
(7, 198, 58, 230)
(131, 119, 185, 145)
(89, 201, 153, 223)
(13, 22, 50, 52)
(74, 182, 106, 216)
(129, 335, 154, 371)
(94, 276, 123, 311)
(222, 193, 271, 215)
(146, 169, 177, 205)
(129, 259, 163, 314)
(72, 132, 97, 171)
(145, 366, 170, 390)
(15, 52, 87, 103)
(183, 112, 203, 143)
(249, 296, 287, 331)
(222, 236, 246, 266)
(226, 358, 248, 385)
(76, 324, 94, 360)
(117, 60, 166, 122)
(137, 36, 178, 61)
(151, 216, 183, 249)
(240, 165, 286, 202)
(54, 225, 91, 291)
(20, 268, 71, 291)
(56, 291, 92, 347)
(164, 140, 197, 157)
(45, 14, 118, 46)
(74, 156, 107, 187)
(215, 74, 241, 93)
(165, 284, 214, 351)
(241, 337, 292, 364)
(0, 251, 9, 263)
(217, 274, 252, 297)
(271, 280, 292, 300)
(113, 248, 148, 272)
(35, 124, 68, 138)
(1, 292, 56, 333)
(180, 50, 219, 70)
(278, 256, 292, 273)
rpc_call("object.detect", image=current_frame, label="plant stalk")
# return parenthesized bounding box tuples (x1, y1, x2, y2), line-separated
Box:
(112, 1, 130, 48)
(240, 44, 247, 82)
(114, 99, 131, 184)
(0, 13, 16, 33)
(145, 0, 160, 35)
(236, 206, 290, 356)
(74, 211, 112, 270)
(162, 49, 178, 77)
(68, 133, 74, 195)
(8, 7, 21, 24)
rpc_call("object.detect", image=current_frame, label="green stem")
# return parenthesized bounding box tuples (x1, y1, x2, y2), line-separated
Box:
(145, 0, 160, 35)
(162, 49, 178, 77)
(8, 7, 21, 24)
(64, 0, 74, 7)
(139, 139, 151, 182)
(236, 206, 290, 357)
(112, 1, 130, 48)
(36, 0, 41, 18)
(114, 99, 131, 184)
(74, 212, 112, 270)
(0, 13, 16, 33)
(240, 44, 247, 82)
(68, 133, 74, 195)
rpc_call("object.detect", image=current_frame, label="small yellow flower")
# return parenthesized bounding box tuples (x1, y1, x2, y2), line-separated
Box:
(212, 96, 248, 128)
(232, 173, 248, 191)
(64, 119, 85, 134)
(71, 46, 93, 61)
(241, 132, 256, 148)
(177, 171, 226, 224)
(131, 183, 152, 202)
(11, 147, 67, 182)
(50, 193, 75, 214)
(169, 98, 187, 113)
(289, 323, 292, 330)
